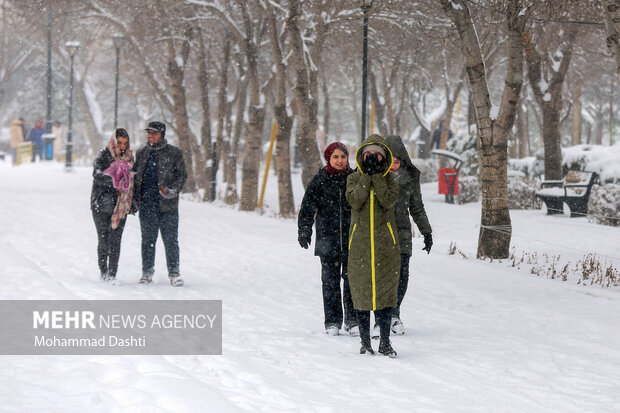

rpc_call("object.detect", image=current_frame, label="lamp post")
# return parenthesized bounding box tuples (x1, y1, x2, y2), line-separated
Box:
(360, 0, 373, 144)
(112, 35, 125, 129)
(65, 41, 80, 171)
(46, 8, 53, 135)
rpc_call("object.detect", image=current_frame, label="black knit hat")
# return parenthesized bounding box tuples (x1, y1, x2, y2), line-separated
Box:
(145, 121, 166, 138)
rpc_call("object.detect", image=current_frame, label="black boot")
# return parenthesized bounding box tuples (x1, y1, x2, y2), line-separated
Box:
(357, 310, 373, 354)
(360, 339, 374, 355)
(378, 339, 397, 358)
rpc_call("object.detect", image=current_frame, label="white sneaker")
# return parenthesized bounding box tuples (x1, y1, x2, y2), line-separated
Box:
(325, 326, 340, 336)
(391, 317, 405, 335)
(170, 274, 184, 287)
(347, 326, 360, 336)
(107, 277, 118, 286)
(139, 274, 153, 284)
(371, 323, 380, 339)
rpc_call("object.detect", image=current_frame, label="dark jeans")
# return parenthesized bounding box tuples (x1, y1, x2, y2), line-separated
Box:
(320, 256, 357, 329)
(358, 307, 393, 342)
(32, 144, 43, 162)
(393, 253, 411, 318)
(139, 205, 180, 277)
(92, 210, 126, 277)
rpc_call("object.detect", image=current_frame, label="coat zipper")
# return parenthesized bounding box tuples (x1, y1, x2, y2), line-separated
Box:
(339, 187, 343, 253)
(370, 189, 376, 311)
(387, 222, 396, 244)
(348, 224, 357, 250)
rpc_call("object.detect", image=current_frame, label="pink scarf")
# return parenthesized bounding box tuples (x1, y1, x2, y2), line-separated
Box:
(103, 135, 135, 229)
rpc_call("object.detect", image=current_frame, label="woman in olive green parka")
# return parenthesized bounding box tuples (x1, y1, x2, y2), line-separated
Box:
(346, 134, 400, 357)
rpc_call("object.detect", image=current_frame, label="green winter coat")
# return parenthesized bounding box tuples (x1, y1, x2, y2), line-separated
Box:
(346, 135, 401, 311)
(385, 135, 432, 255)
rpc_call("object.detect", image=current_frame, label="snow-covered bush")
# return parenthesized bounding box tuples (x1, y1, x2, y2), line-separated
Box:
(508, 156, 537, 178)
(446, 132, 478, 176)
(456, 175, 480, 204)
(562, 144, 620, 184)
(411, 158, 438, 184)
(507, 173, 541, 210)
(587, 184, 620, 227)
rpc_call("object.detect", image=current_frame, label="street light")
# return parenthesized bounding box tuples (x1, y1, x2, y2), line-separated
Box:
(46, 8, 53, 135)
(360, 0, 373, 144)
(112, 35, 125, 129)
(65, 41, 80, 171)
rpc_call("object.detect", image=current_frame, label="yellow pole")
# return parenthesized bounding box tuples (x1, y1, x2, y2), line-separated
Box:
(258, 120, 278, 208)
(370, 100, 375, 134)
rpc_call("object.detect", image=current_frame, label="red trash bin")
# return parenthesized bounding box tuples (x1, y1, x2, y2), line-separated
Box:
(438, 168, 459, 195)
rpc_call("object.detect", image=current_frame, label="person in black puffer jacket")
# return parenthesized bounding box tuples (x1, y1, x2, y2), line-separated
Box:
(90, 128, 135, 283)
(298, 142, 358, 336)
(385, 135, 433, 336)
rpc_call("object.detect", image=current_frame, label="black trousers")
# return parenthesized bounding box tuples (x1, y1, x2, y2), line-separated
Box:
(393, 253, 411, 318)
(139, 205, 180, 277)
(320, 256, 357, 329)
(357, 307, 393, 342)
(92, 210, 126, 277)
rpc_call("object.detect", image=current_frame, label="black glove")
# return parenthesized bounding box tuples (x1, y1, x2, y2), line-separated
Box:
(298, 233, 311, 249)
(362, 153, 380, 175)
(422, 233, 433, 254)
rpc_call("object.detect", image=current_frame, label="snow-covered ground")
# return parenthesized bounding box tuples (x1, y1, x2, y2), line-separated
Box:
(1, 160, 619, 412)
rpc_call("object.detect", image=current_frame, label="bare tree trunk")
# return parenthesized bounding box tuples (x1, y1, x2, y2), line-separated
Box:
(166, 34, 198, 192)
(571, 83, 582, 146)
(240, 44, 265, 211)
(439, 78, 464, 168)
(213, 32, 232, 201)
(527, 25, 578, 181)
(440, 0, 527, 259)
(289, 0, 321, 188)
(224, 73, 247, 205)
(604, 1, 620, 83)
(266, 4, 294, 217)
(595, 116, 604, 145)
(516, 101, 528, 158)
(197, 28, 214, 201)
(322, 76, 330, 137)
(369, 68, 389, 137)
(274, 104, 295, 217)
(75, 78, 102, 157)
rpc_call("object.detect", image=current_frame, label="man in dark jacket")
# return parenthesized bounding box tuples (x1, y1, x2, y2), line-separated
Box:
(385, 135, 433, 335)
(133, 121, 187, 287)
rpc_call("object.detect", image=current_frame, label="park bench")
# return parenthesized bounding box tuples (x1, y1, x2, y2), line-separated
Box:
(535, 170, 599, 217)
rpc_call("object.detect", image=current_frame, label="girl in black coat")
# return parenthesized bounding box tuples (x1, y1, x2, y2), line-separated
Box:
(298, 142, 358, 336)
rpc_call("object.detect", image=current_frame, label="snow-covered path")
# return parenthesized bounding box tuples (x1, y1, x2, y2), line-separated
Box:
(1, 162, 619, 412)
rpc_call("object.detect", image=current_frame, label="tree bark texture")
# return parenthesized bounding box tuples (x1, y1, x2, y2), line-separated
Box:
(289, 0, 322, 189)
(516, 101, 528, 158)
(527, 24, 578, 181)
(605, 1, 620, 81)
(197, 28, 214, 201)
(570, 83, 582, 146)
(439, 78, 464, 168)
(369, 68, 389, 137)
(267, 5, 295, 217)
(166, 35, 199, 193)
(224, 73, 247, 205)
(213, 32, 232, 201)
(440, 0, 527, 259)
